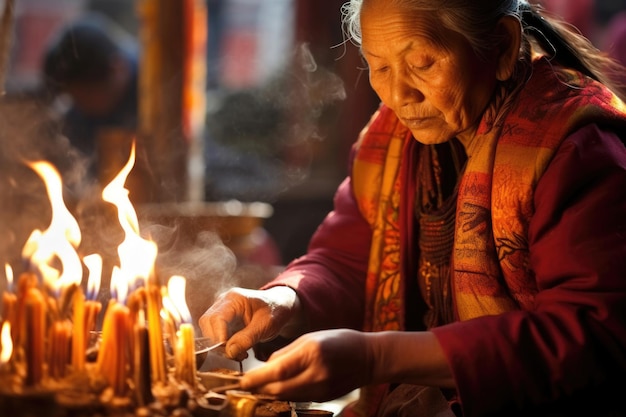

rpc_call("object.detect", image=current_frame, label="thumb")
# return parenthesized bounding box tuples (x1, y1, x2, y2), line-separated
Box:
(226, 327, 264, 361)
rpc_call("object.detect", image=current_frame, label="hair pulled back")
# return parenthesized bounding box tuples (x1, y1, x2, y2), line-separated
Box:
(342, 0, 626, 101)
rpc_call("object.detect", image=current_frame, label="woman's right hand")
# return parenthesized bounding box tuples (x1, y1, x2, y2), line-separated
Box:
(198, 286, 302, 361)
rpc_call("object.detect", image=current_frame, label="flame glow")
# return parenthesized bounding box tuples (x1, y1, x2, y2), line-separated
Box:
(161, 289, 182, 327)
(0, 321, 12, 364)
(102, 143, 157, 286)
(167, 275, 192, 324)
(23, 161, 82, 292)
(4, 263, 13, 292)
(83, 254, 102, 301)
(110, 266, 129, 305)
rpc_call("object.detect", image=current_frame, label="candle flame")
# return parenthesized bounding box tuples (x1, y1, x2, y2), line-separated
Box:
(167, 275, 192, 324)
(110, 266, 129, 305)
(83, 254, 102, 301)
(161, 289, 182, 327)
(102, 142, 157, 286)
(0, 321, 12, 364)
(24, 161, 82, 292)
(4, 263, 13, 292)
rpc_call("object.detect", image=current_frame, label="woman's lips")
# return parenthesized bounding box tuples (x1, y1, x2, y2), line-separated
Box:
(401, 117, 432, 127)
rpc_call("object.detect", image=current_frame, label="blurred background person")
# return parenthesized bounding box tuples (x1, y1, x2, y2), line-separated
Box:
(41, 13, 138, 183)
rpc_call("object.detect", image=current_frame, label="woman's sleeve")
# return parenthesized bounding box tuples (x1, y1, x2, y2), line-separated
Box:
(262, 176, 372, 331)
(431, 124, 626, 416)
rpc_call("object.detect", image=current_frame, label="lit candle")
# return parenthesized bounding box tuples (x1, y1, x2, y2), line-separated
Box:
(175, 323, 196, 386)
(99, 301, 131, 396)
(0, 321, 13, 372)
(100, 143, 163, 386)
(0, 321, 15, 396)
(98, 268, 131, 396)
(168, 275, 196, 386)
(71, 287, 86, 372)
(15, 271, 38, 348)
(97, 300, 116, 379)
(48, 319, 72, 379)
(146, 280, 166, 384)
(24, 287, 46, 386)
(1, 264, 16, 327)
(113, 302, 130, 396)
(133, 309, 152, 406)
(1, 267, 17, 370)
(83, 254, 103, 341)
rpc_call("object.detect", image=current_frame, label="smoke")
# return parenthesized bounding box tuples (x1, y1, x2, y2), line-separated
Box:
(0, 95, 94, 284)
(140, 221, 238, 322)
(204, 42, 347, 202)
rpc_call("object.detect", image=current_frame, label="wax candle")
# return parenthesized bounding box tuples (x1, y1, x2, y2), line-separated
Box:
(48, 319, 72, 379)
(146, 283, 166, 384)
(97, 300, 115, 376)
(133, 310, 152, 406)
(24, 287, 46, 386)
(83, 254, 103, 349)
(72, 287, 86, 372)
(15, 272, 38, 347)
(175, 323, 196, 386)
(84, 300, 102, 349)
(167, 275, 196, 386)
(113, 303, 130, 396)
(98, 301, 131, 396)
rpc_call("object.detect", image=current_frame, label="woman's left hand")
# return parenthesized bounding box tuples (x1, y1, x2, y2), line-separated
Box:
(239, 328, 373, 402)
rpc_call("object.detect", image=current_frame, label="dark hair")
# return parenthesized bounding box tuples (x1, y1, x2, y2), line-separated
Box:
(42, 16, 122, 91)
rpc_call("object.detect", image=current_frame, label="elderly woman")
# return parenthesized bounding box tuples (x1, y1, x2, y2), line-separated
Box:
(199, 0, 626, 416)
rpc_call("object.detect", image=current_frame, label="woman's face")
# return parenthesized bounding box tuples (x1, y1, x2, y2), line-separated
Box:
(360, 1, 499, 144)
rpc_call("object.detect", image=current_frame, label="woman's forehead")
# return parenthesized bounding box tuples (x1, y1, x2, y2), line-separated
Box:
(360, 3, 451, 51)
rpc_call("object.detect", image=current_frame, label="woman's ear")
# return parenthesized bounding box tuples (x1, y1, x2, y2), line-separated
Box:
(495, 15, 522, 81)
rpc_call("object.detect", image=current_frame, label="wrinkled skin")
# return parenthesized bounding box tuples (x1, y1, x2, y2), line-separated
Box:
(360, 0, 499, 145)
(198, 286, 301, 361)
(239, 329, 372, 402)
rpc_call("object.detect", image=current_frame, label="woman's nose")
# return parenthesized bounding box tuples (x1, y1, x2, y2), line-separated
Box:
(389, 71, 424, 108)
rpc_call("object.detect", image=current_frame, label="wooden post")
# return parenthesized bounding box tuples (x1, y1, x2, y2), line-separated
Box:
(136, 0, 207, 204)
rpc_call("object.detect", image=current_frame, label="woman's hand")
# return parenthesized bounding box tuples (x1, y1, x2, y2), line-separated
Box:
(198, 286, 302, 361)
(239, 329, 455, 401)
(240, 329, 373, 402)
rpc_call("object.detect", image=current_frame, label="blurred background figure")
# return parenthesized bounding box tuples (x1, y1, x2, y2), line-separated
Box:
(41, 13, 138, 182)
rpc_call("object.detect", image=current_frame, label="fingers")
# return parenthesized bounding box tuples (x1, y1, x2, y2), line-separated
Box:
(240, 353, 327, 402)
(226, 311, 281, 360)
(198, 311, 227, 341)
(198, 289, 276, 360)
(225, 332, 252, 361)
(240, 349, 302, 391)
(198, 288, 251, 340)
(240, 338, 318, 397)
(238, 330, 365, 403)
(197, 287, 297, 361)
